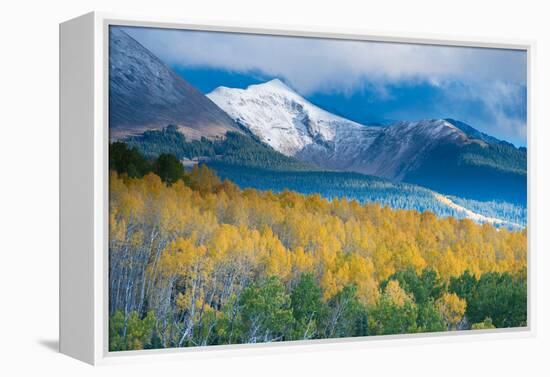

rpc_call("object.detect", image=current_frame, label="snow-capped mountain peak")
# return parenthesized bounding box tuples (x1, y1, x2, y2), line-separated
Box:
(257, 78, 295, 92)
(207, 79, 370, 156)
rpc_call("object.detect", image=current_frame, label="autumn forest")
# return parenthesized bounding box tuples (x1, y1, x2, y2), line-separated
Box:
(108, 144, 527, 351)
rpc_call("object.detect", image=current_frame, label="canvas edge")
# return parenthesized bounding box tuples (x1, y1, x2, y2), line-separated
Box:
(59, 10, 536, 366)
(59, 11, 97, 365)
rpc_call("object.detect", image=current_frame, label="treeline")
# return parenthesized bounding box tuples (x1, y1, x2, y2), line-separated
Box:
(459, 140, 527, 175)
(110, 141, 187, 184)
(109, 148, 527, 351)
(123, 125, 313, 171)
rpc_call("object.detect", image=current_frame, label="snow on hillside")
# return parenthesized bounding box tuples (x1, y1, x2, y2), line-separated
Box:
(207, 79, 378, 156)
(433, 193, 522, 229)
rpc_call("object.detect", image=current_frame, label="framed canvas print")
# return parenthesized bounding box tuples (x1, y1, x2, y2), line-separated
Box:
(60, 12, 533, 365)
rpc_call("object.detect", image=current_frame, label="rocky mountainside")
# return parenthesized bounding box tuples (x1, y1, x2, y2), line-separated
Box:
(109, 27, 241, 140)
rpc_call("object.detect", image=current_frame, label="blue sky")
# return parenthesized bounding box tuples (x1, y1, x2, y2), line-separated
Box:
(122, 26, 527, 146)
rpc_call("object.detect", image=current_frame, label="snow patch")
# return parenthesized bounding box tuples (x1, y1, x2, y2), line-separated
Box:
(433, 193, 522, 228)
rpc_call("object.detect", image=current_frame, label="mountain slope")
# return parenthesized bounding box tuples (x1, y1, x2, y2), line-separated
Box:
(109, 27, 241, 140)
(206, 81, 490, 180)
(207, 162, 525, 229)
(123, 125, 315, 171)
(207, 79, 382, 156)
(208, 81, 526, 204)
(444, 118, 507, 145)
(403, 140, 526, 204)
(324, 119, 476, 180)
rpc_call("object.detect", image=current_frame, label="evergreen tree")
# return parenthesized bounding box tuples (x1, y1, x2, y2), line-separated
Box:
(237, 277, 294, 343)
(109, 142, 151, 178)
(153, 153, 186, 185)
(290, 273, 326, 340)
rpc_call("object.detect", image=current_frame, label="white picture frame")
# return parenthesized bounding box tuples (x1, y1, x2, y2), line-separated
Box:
(59, 11, 535, 365)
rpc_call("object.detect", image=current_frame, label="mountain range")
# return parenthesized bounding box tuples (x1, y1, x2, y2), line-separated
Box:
(207, 80, 526, 204)
(109, 28, 527, 221)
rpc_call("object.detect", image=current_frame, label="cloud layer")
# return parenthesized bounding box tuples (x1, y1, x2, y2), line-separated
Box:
(121, 26, 527, 145)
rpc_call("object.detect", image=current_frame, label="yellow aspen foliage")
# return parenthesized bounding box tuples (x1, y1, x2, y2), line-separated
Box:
(437, 247, 467, 280)
(109, 165, 528, 350)
(334, 262, 352, 292)
(384, 280, 413, 307)
(372, 243, 395, 282)
(109, 211, 126, 243)
(348, 253, 379, 305)
(291, 247, 315, 276)
(159, 237, 207, 277)
(259, 226, 292, 280)
(189, 164, 222, 193)
(436, 293, 467, 330)
(320, 270, 338, 300)
(109, 168, 527, 318)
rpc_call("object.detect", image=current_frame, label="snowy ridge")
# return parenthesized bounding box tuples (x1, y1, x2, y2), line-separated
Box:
(207, 80, 482, 180)
(207, 79, 377, 156)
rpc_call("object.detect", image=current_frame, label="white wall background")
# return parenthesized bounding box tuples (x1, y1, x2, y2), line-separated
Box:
(0, 0, 548, 375)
